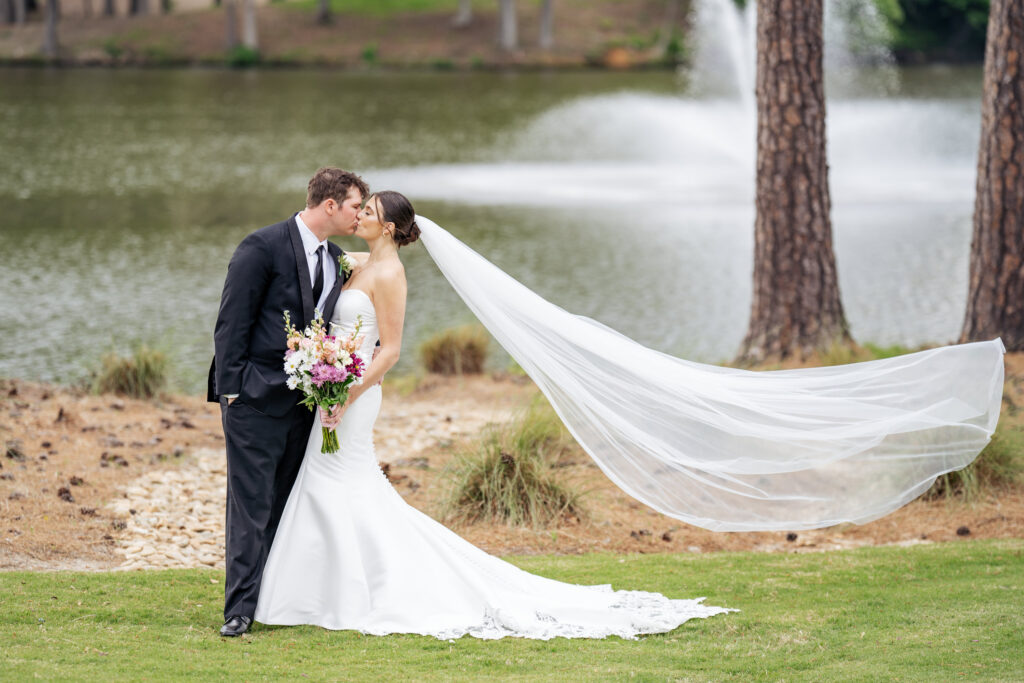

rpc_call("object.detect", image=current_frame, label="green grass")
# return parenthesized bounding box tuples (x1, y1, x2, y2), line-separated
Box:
(282, 0, 484, 16)
(4, 541, 1022, 680)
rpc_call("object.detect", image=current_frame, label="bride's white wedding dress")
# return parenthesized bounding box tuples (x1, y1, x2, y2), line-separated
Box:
(254, 288, 733, 640)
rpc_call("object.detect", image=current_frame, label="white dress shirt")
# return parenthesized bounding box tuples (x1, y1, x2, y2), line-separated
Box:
(295, 211, 336, 315)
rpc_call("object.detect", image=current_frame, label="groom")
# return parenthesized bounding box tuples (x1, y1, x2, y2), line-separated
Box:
(208, 167, 369, 637)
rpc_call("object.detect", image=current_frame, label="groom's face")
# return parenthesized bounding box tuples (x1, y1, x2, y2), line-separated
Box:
(330, 187, 364, 236)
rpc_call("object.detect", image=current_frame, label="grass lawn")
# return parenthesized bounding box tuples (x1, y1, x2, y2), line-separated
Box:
(2, 540, 1022, 681)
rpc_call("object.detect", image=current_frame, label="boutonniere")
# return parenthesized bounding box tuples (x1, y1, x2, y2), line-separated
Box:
(338, 252, 355, 278)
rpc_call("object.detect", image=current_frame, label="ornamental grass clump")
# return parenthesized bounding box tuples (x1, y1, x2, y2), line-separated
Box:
(443, 401, 585, 528)
(93, 346, 168, 399)
(419, 325, 489, 375)
(926, 424, 1023, 500)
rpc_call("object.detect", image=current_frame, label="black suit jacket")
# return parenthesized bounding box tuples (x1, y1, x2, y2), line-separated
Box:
(207, 216, 346, 417)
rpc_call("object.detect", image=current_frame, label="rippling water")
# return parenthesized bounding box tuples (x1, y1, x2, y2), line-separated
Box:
(0, 67, 982, 392)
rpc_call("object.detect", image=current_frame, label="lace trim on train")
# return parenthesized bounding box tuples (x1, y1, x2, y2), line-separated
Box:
(358, 592, 736, 641)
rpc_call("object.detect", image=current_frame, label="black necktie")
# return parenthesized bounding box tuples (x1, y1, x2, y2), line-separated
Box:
(312, 245, 325, 306)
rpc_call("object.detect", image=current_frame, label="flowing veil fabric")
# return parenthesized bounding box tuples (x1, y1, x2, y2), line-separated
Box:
(416, 216, 1006, 532)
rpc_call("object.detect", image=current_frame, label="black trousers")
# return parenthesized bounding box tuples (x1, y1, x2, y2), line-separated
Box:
(220, 397, 314, 620)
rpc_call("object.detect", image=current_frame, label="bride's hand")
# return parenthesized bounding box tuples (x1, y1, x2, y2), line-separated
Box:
(319, 403, 347, 430)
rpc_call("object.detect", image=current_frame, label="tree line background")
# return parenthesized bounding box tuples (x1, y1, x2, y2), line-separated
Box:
(0, 0, 1000, 64)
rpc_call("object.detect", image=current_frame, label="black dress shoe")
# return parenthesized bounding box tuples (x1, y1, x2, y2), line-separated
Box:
(220, 615, 252, 637)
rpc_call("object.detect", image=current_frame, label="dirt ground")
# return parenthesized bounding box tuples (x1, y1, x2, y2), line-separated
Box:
(3, 355, 1022, 572)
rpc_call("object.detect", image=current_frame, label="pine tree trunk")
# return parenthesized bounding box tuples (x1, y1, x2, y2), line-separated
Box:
(737, 0, 850, 364)
(42, 0, 58, 58)
(103, 0, 114, 17)
(241, 0, 257, 49)
(134, 0, 148, 15)
(13, 0, 25, 23)
(315, 0, 329, 25)
(539, 0, 553, 49)
(224, 0, 239, 49)
(960, 0, 1024, 350)
(498, 0, 516, 51)
(1, 0, 11, 24)
(452, 0, 471, 27)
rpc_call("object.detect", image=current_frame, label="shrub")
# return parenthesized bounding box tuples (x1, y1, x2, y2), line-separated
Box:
(103, 39, 125, 59)
(361, 43, 378, 65)
(442, 400, 585, 528)
(226, 45, 260, 68)
(419, 325, 489, 375)
(93, 346, 168, 399)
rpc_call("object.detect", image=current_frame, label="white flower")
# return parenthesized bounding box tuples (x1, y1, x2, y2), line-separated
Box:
(339, 252, 356, 277)
(286, 376, 299, 391)
(338, 350, 352, 367)
(284, 355, 301, 374)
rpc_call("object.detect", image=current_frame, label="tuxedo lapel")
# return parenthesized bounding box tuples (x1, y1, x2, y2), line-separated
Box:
(321, 242, 346, 327)
(287, 216, 316, 325)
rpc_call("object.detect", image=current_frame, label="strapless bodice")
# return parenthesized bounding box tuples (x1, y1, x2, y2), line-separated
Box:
(329, 288, 379, 361)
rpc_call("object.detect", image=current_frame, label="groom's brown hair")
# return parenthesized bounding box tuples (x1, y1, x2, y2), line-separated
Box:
(306, 167, 370, 208)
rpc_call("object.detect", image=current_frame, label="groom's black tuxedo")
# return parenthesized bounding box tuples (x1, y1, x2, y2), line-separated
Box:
(208, 216, 345, 414)
(209, 215, 346, 621)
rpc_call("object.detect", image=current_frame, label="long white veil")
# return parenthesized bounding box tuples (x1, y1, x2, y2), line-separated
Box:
(416, 216, 1005, 532)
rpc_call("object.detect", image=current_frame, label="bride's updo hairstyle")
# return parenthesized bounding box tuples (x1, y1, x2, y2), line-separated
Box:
(374, 190, 420, 248)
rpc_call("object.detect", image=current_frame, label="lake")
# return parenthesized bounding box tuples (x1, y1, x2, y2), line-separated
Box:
(0, 66, 983, 392)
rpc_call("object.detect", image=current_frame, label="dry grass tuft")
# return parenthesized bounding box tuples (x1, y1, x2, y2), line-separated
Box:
(442, 399, 585, 528)
(419, 325, 489, 375)
(93, 346, 168, 398)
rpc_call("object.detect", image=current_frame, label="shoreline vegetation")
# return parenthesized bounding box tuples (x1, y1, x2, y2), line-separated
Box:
(0, 0, 990, 70)
(2, 334, 1022, 572)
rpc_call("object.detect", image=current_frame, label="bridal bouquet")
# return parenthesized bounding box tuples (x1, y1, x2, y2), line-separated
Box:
(282, 310, 366, 454)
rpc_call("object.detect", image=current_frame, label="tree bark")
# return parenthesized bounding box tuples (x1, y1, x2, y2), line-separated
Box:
(42, 0, 58, 58)
(315, 0, 329, 25)
(133, 0, 148, 15)
(737, 0, 850, 364)
(103, 0, 114, 17)
(539, 0, 553, 49)
(960, 0, 1024, 351)
(1, 0, 11, 24)
(497, 0, 516, 51)
(224, 0, 239, 49)
(13, 0, 25, 23)
(452, 0, 471, 27)
(241, 0, 257, 49)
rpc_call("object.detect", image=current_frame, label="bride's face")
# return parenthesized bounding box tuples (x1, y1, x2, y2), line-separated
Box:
(355, 196, 393, 243)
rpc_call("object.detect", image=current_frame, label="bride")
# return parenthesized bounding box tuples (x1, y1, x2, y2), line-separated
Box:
(253, 191, 735, 639)
(254, 189, 1003, 639)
